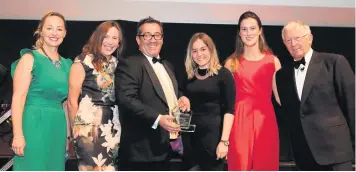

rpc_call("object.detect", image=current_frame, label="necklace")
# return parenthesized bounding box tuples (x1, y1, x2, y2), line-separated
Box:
(40, 47, 61, 69)
(195, 68, 210, 80)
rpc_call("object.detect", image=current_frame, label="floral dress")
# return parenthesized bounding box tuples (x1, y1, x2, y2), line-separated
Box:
(73, 55, 121, 171)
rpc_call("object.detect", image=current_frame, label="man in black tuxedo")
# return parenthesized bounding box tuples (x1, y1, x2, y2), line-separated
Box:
(276, 21, 355, 171)
(115, 17, 190, 171)
(0, 64, 12, 108)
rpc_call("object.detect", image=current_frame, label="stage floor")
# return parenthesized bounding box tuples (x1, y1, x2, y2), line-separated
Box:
(1, 157, 355, 171)
(0, 157, 299, 171)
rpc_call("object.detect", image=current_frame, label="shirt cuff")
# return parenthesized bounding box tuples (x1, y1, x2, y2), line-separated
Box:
(151, 114, 162, 129)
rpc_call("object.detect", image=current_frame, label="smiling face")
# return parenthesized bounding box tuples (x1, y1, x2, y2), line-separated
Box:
(239, 17, 262, 47)
(101, 26, 120, 57)
(40, 15, 66, 48)
(191, 39, 211, 69)
(283, 24, 313, 60)
(136, 23, 163, 57)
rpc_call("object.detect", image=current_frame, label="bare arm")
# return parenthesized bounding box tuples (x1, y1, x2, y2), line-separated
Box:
(62, 100, 70, 137)
(220, 113, 234, 141)
(224, 58, 233, 72)
(62, 100, 71, 151)
(272, 56, 281, 105)
(11, 53, 34, 156)
(67, 62, 85, 128)
(217, 113, 234, 159)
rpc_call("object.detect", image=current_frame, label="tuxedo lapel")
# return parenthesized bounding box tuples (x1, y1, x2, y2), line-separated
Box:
(142, 57, 168, 105)
(287, 66, 300, 101)
(300, 51, 323, 105)
(162, 61, 178, 96)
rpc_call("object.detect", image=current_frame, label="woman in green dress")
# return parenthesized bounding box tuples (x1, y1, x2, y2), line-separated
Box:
(10, 12, 72, 170)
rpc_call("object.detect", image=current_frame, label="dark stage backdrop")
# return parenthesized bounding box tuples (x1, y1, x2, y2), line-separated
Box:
(0, 19, 355, 70)
(0, 19, 354, 160)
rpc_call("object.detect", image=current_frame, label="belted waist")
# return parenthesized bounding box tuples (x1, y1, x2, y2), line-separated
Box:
(236, 95, 270, 102)
(25, 101, 63, 109)
(92, 104, 116, 108)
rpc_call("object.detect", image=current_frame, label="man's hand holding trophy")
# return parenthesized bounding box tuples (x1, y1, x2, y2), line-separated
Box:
(169, 96, 195, 139)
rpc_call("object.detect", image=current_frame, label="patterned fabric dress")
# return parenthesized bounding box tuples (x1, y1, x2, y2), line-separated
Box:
(72, 55, 121, 171)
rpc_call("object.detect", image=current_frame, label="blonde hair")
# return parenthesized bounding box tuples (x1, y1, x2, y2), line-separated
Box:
(33, 11, 66, 49)
(185, 32, 221, 79)
(282, 20, 311, 40)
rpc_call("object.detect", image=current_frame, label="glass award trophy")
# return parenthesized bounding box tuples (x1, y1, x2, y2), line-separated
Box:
(172, 108, 196, 133)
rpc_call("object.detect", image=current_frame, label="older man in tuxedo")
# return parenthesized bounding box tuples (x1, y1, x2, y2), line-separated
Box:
(115, 17, 189, 171)
(276, 21, 354, 170)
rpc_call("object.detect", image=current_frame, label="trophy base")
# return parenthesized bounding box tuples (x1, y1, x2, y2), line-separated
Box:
(181, 124, 196, 132)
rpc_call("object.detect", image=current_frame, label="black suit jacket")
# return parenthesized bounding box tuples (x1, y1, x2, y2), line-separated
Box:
(0, 64, 12, 104)
(276, 51, 355, 165)
(115, 54, 180, 162)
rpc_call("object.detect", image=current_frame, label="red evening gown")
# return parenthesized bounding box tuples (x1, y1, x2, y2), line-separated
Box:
(228, 54, 279, 171)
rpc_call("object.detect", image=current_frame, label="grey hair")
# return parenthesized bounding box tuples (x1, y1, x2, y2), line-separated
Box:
(282, 21, 311, 40)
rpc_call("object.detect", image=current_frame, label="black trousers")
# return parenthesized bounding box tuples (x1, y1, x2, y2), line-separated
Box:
(119, 161, 170, 171)
(185, 161, 225, 171)
(296, 160, 352, 171)
(291, 131, 353, 171)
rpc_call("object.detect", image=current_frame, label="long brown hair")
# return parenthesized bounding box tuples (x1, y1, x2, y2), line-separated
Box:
(33, 12, 66, 49)
(227, 11, 271, 72)
(81, 21, 124, 72)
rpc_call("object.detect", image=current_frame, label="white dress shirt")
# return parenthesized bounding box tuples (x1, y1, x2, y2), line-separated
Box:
(142, 54, 178, 129)
(294, 48, 313, 100)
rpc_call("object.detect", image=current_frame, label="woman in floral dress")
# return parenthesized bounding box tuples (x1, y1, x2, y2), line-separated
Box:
(67, 21, 125, 171)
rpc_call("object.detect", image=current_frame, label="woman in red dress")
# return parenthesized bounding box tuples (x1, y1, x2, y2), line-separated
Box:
(225, 11, 281, 171)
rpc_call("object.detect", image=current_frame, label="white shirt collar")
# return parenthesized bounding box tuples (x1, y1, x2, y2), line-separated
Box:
(142, 52, 160, 60)
(293, 48, 313, 70)
(142, 52, 161, 65)
(303, 48, 313, 65)
(294, 48, 312, 99)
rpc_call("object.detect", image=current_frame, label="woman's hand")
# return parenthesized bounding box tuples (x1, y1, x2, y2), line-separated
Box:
(216, 141, 228, 160)
(12, 136, 26, 156)
(178, 96, 190, 112)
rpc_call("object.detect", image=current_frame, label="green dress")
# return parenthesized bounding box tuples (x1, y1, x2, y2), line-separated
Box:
(11, 48, 72, 171)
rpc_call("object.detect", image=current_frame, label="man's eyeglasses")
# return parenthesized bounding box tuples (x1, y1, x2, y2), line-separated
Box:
(138, 33, 163, 40)
(284, 33, 310, 45)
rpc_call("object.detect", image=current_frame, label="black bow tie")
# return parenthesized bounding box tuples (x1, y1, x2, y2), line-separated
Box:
(293, 58, 306, 69)
(152, 57, 164, 64)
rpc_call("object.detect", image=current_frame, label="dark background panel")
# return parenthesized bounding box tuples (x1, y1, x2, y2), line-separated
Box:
(0, 19, 354, 161)
(0, 19, 354, 70)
